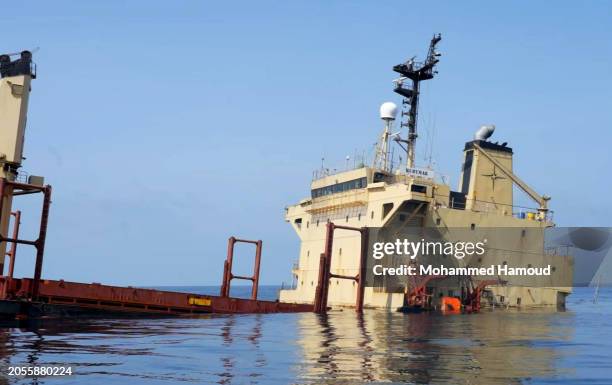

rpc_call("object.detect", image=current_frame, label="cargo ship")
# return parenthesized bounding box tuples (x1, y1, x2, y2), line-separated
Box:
(0, 36, 573, 318)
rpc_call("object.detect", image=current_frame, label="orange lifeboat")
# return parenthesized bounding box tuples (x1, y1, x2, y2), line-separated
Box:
(441, 296, 461, 313)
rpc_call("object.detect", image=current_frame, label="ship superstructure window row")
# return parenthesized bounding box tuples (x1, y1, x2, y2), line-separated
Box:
(311, 177, 367, 198)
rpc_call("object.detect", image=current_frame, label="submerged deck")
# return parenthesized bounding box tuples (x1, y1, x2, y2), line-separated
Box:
(0, 277, 313, 318)
(0, 184, 314, 319)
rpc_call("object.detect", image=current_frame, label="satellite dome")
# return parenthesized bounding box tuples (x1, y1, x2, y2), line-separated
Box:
(474, 124, 495, 141)
(379, 102, 398, 120)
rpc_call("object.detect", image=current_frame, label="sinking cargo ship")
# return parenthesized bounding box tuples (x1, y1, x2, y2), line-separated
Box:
(279, 34, 573, 310)
(0, 37, 572, 318)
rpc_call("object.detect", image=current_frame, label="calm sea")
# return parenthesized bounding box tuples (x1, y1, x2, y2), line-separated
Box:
(0, 286, 610, 384)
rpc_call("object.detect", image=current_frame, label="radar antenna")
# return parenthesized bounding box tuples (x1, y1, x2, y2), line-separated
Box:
(392, 33, 442, 169)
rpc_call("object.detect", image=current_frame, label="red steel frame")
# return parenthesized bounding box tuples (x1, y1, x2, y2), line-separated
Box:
(314, 222, 369, 313)
(220, 237, 262, 300)
(0, 178, 52, 300)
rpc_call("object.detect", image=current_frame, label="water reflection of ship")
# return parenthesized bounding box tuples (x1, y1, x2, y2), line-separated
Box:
(0, 308, 579, 384)
(295, 309, 573, 384)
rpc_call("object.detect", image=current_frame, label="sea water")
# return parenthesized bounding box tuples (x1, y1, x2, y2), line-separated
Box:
(0, 287, 610, 384)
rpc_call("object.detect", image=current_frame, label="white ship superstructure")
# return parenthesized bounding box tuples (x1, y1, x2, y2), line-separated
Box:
(279, 35, 572, 310)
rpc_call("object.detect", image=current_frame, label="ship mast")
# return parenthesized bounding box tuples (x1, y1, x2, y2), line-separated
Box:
(393, 34, 442, 169)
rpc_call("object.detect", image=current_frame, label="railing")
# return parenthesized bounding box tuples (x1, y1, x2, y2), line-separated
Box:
(448, 196, 555, 223)
(309, 189, 367, 210)
(449, 197, 467, 210)
(14, 171, 29, 184)
(312, 164, 366, 181)
(545, 245, 572, 256)
(280, 280, 297, 291)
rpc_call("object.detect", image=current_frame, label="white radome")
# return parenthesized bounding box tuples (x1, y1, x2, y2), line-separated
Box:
(379, 102, 398, 120)
(474, 124, 495, 140)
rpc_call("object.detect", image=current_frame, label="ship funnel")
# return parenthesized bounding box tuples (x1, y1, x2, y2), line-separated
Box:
(379, 102, 398, 121)
(474, 124, 495, 141)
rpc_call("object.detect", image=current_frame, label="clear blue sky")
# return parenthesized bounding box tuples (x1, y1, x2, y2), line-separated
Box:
(4, 1, 611, 285)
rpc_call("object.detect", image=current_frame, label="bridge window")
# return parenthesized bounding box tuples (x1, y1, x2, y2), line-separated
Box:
(311, 177, 367, 198)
